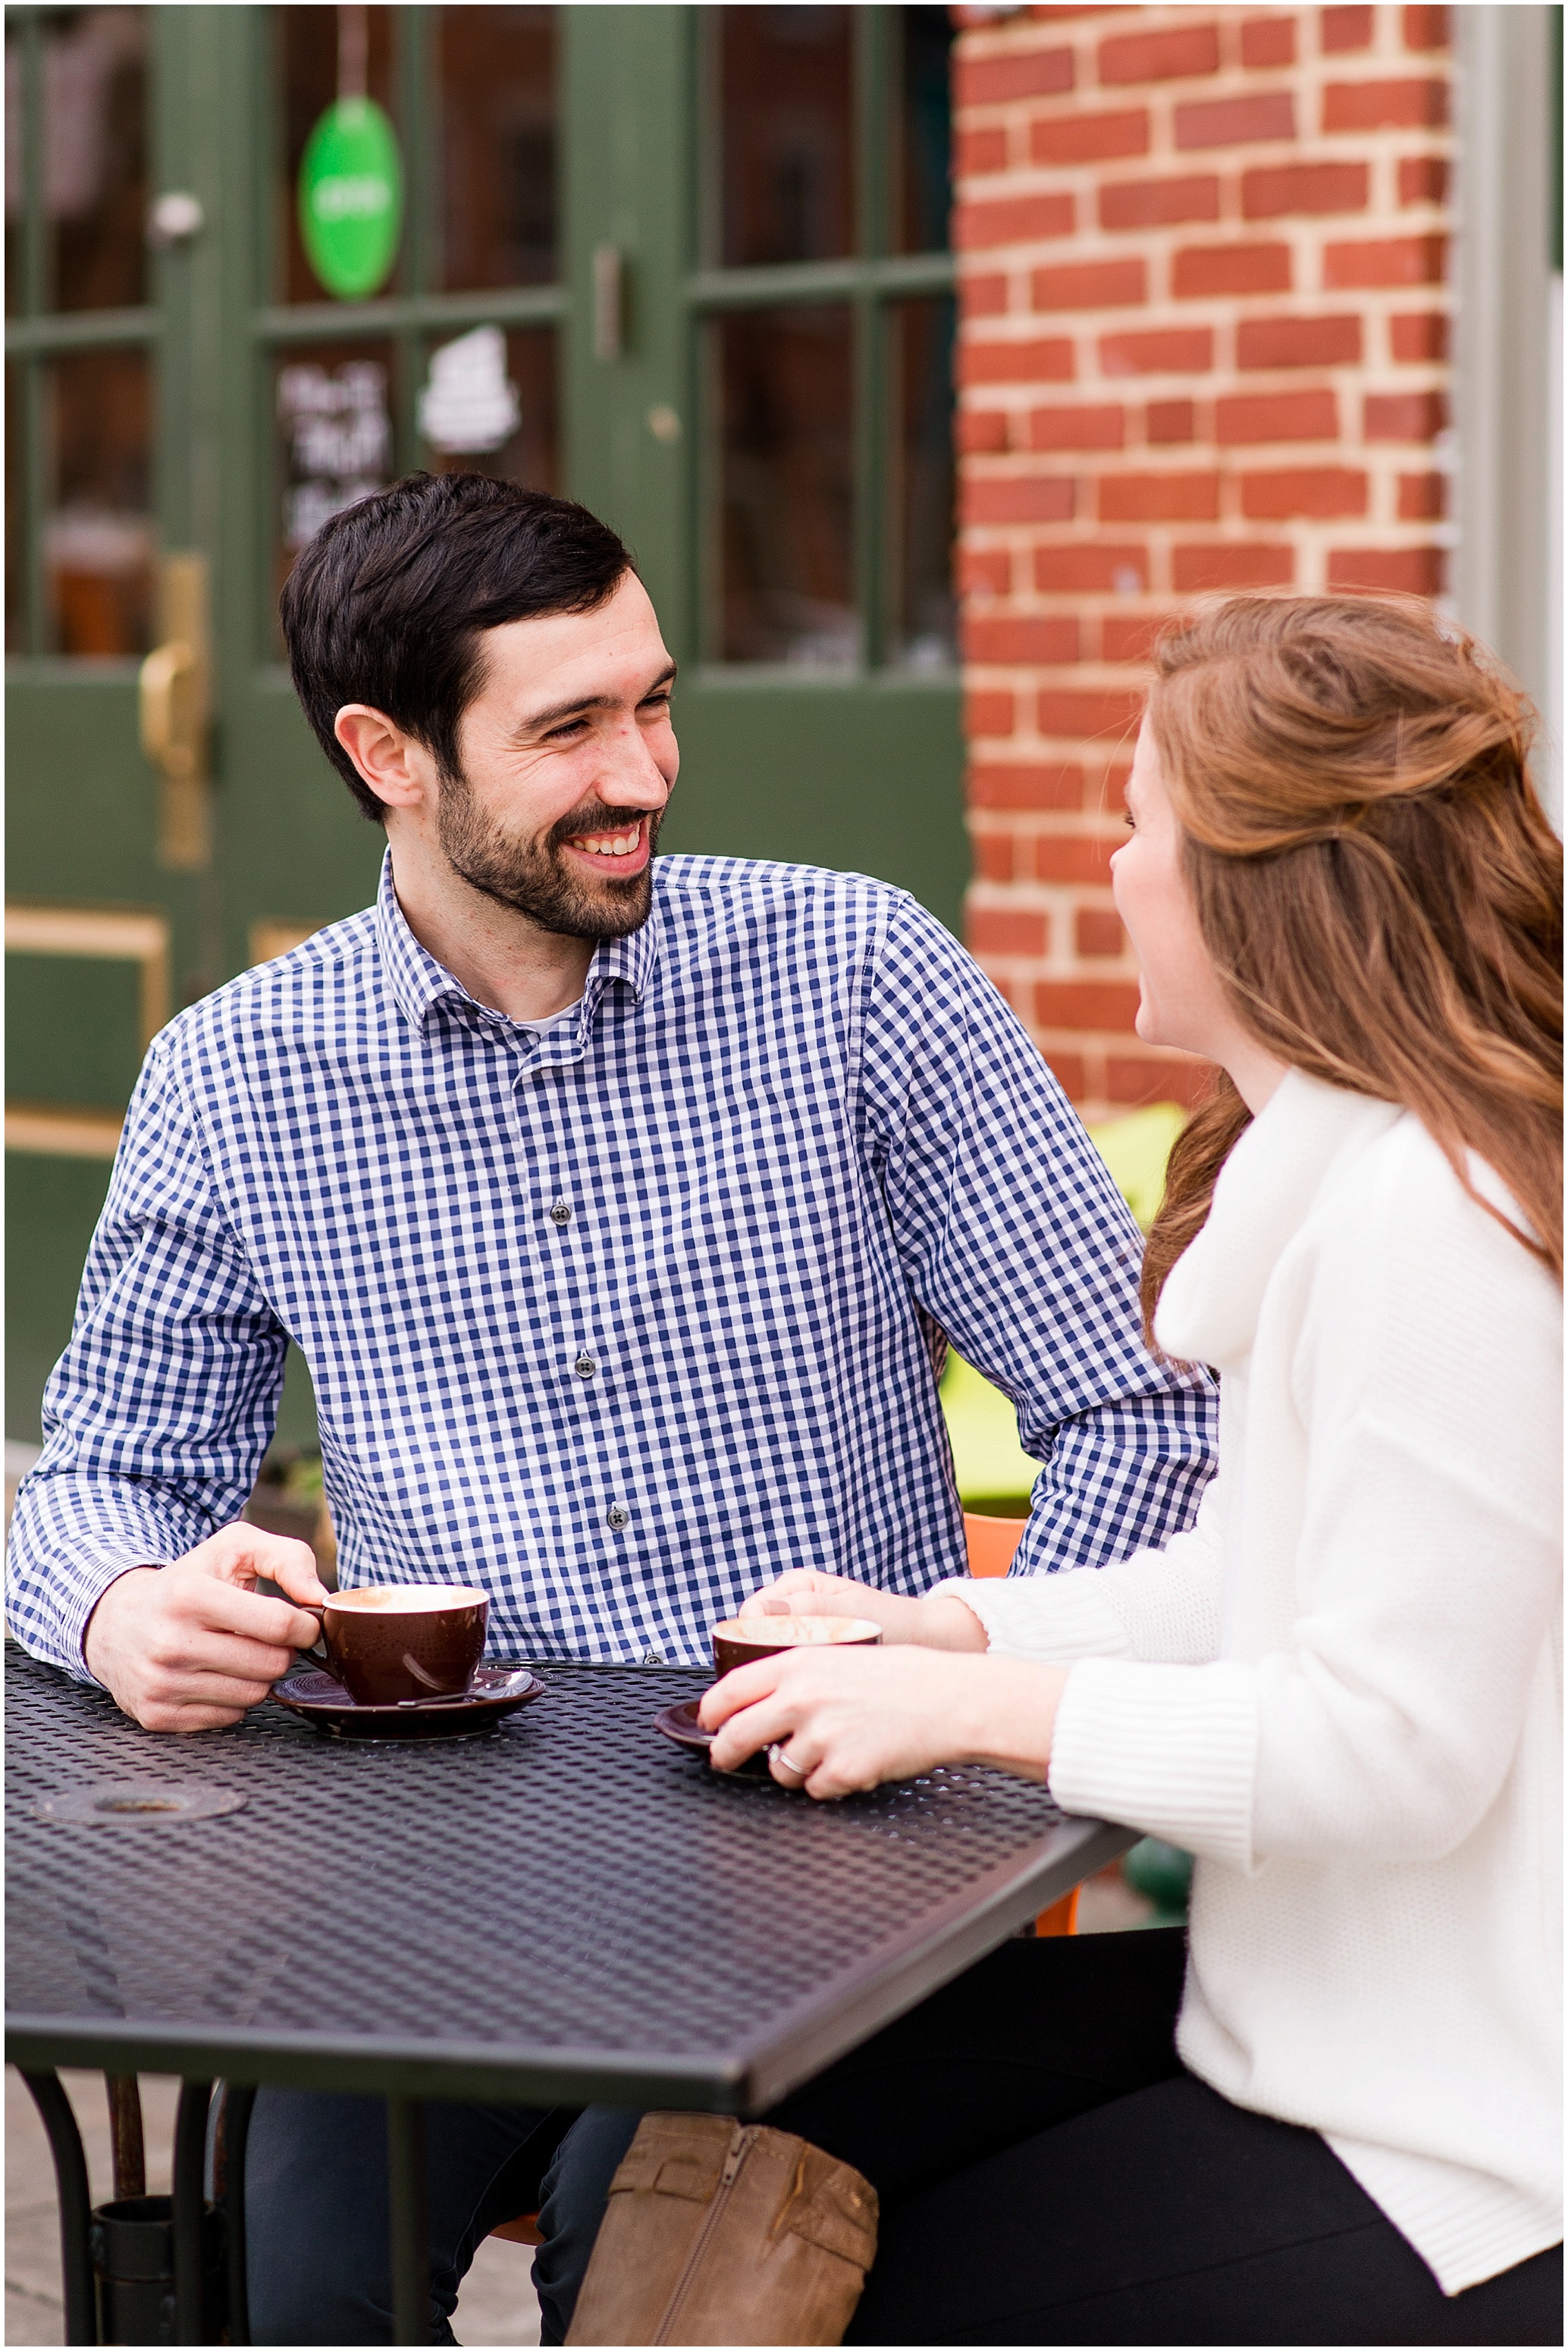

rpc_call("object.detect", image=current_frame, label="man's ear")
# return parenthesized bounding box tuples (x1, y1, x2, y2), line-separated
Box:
(334, 705, 434, 813)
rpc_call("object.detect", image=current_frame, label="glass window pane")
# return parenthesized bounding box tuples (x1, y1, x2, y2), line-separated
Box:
(272, 340, 396, 616)
(5, 8, 151, 315)
(276, 7, 398, 304)
(437, 8, 557, 290)
(895, 7, 953, 255)
(888, 296, 956, 670)
(7, 362, 26, 650)
(5, 24, 27, 318)
(33, 8, 150, 313)
(717, 6, 854, 268)
(45, 346, 154, 656)
(419, 326, 559, 491)
(713, 305, 856, 667)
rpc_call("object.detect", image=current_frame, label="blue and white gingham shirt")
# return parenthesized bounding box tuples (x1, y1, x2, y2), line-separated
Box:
(8, 854, 1216, 1678)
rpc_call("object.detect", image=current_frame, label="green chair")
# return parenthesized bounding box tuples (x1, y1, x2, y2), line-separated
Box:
(940, 1103, 1185, 1515)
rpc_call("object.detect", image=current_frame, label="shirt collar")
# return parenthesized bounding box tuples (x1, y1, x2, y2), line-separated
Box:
(374, 848, 660, 1039)
(585, 901, 660, 1015)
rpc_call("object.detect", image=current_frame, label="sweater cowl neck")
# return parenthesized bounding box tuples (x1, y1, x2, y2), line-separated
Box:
(1154, 1069, 1401, 1371)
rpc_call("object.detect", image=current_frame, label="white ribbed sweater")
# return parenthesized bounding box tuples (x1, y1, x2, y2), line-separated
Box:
(943, 1072, 1562, 2295)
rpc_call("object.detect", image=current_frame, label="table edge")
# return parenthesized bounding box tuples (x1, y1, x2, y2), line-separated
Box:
(5, 1817, 1135, 2112)
(725, 1813, 1135, 2110)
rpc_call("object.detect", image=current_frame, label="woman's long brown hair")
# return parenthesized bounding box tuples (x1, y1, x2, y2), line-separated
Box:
(1140, 594, 1563, 1343)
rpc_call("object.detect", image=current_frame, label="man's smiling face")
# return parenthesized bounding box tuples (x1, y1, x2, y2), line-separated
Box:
(436, 570, 679, 939)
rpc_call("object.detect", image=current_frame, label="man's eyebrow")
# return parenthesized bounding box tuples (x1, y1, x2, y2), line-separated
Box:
(518, 662, 678, 738)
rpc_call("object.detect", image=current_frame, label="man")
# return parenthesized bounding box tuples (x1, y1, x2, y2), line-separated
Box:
(8, 472, 1215, 2339)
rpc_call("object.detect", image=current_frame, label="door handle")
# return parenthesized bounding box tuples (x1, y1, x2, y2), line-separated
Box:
(139, 553, 211, 869)
(140, 638, 202, 775)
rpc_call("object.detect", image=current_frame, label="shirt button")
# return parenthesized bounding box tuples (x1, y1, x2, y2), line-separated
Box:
(607, 1504, 630, 1530)
(641, 1648, 665, 1666)
(550, 1201, 571, 1226)
(574, 1353, 597, 1379)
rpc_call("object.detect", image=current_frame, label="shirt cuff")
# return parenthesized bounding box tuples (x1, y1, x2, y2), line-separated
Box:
(1046, 1657, 1259, 1869)
(8, 1475, 209, 1682)
(931, 1573, 1133, 1661)
(64, 1553, 171, 1682)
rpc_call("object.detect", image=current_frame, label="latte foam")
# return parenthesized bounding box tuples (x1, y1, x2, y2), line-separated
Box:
(328, 1585, 488, 1615)
(713, 1615, 880, 1646)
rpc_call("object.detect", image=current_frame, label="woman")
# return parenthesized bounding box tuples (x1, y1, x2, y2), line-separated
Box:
(535, 595, 1562, 2346)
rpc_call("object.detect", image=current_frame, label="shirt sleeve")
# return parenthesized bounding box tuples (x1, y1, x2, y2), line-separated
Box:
(5, 1032, 290, 1680)
(855, 892, 1217, 1574)
(932, 1473, 1227, 1660)
(1046, 1154, 1563, 1868)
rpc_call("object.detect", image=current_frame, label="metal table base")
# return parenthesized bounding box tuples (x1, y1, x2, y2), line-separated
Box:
(19, 2067, 410, 2346)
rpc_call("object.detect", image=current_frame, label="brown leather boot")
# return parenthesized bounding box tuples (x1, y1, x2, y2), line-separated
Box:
(565, 2111, 879, 2346)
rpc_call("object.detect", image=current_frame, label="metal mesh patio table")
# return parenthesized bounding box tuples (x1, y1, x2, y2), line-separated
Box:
(6, 1642, 1130, 2343)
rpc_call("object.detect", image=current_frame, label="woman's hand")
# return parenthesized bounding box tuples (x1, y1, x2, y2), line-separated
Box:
(699, 1644, 1069, 1799)
(737, 1569, 986, 1651)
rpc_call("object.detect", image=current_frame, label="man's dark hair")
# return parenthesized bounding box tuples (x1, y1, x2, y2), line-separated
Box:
(278, 472, 634, 822)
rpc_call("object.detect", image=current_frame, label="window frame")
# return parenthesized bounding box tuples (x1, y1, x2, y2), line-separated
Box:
(688, 5, 956, 677)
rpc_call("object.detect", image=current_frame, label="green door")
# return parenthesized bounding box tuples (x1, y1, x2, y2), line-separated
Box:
(5, 7, 221, 1438)
(6, 3, 964, 1451)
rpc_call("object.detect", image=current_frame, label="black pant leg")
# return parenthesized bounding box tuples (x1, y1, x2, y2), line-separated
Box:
(768, 1926, 1188, 2204)
(848, 2072, 1563, 2348)
(534, 2106, 646, 2346)
(246, 2086, 568, 2344)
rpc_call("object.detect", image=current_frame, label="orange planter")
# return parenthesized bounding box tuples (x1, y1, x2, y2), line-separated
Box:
(964, 1511, 1027, 1578)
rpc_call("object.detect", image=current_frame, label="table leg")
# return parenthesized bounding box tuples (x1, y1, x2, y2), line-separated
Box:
(385, 2096, 430, 2347)
(171, 2080, 211, 2346)
(217, 2083, 259, 2346)
(105, 2076, 146, 2202)
(20, 2069, 96, 2346)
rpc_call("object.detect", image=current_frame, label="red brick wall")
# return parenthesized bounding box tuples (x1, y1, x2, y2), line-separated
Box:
(953, 4, 1454, 1115)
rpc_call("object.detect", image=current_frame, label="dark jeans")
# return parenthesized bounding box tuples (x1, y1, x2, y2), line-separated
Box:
(243, 2087, 569, 2344)
(535, 1929, 1563, 2348)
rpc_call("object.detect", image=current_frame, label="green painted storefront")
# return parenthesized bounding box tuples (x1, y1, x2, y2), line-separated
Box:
(5, 5, 966, 1444)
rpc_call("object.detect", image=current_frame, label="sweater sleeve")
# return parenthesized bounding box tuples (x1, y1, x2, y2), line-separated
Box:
(933, 1473, 1227, 1663)
(1048, 1142, 1563, 1869)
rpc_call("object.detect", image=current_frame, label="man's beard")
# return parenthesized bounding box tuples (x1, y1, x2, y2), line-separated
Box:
(437, 770, 665, 940)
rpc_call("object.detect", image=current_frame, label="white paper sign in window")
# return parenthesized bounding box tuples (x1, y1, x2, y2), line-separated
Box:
(419, 326, 521, 456)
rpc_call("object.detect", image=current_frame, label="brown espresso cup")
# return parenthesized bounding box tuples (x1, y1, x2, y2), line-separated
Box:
(307, 1585, 490, 1707)
(711, 1614, 884, 1678)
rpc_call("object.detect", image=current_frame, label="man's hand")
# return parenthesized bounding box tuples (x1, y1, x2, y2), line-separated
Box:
(738, 1568, 987, 1651)
(83, 1524, 331, 1734)
(698, 1644, 1069, 1800)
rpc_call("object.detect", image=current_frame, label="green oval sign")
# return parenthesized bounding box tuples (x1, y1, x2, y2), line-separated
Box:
(298, 98, 403, 300)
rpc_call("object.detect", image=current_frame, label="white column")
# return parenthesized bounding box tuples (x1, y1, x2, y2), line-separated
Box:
(1454, 3, 1562, 828)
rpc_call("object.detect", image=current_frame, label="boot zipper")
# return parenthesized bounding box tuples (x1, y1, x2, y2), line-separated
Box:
(653, 2125, 756, 2345)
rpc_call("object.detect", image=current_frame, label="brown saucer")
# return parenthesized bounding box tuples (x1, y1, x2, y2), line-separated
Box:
(272, 1664, 545, 1741)
(653, 1700, 776, 1779)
